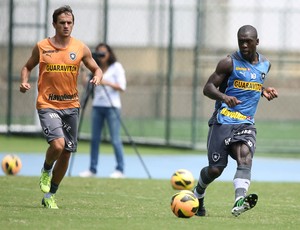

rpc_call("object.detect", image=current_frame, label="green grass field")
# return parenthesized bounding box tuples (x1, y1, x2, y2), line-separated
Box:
(1, 177, 300, 230)
(1, 135, 300, 229)
(0, 135, 201, 155)
(1, 134, 299, 158)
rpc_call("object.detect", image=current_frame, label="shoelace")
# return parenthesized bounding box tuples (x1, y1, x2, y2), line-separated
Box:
(41, 172, 50, 183)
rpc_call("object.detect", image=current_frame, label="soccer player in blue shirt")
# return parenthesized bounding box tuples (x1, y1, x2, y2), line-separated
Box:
(193, 25, 278, 217)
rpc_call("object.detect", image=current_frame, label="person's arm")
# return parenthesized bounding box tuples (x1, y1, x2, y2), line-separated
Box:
(101, 79, 124, 91)
(203, 56, 242, 108)
(260, 63, 279, 101)
(261, 87, 278, 101)
(81, 44, 103, 85)
(79, 63, 90, 88)
(20, 44, 39, 93)
(101, 63, 126, 92)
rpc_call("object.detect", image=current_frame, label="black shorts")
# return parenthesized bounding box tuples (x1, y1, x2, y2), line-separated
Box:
(207, 123, 256, 167)
(38, 108, 79, 152)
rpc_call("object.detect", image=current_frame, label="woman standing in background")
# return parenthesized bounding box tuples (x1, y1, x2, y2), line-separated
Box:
(80, 43, 126, 178)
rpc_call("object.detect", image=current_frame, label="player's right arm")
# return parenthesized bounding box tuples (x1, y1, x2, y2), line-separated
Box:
(203, 56, 242, 108)
(20, 44, 39, 93)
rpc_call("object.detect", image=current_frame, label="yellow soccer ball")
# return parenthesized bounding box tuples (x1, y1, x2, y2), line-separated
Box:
(1, 154, 22, 175)
(171, 169, 195, 190)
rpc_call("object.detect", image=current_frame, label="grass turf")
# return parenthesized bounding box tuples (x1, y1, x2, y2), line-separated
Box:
(1, 135, 300, 229)
(0, 176, 300, 230)
(1, 135, 300, 158)
(0, 134, 201, 155)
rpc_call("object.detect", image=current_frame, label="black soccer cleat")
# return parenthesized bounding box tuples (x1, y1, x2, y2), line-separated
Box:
(195, 197, 206, 216)
(231, 193, 258, 217)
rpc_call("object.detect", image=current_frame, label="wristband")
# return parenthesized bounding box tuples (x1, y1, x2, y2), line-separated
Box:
(261, 87, 265, 97)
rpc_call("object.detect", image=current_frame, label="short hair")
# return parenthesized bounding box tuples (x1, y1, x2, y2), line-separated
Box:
(52, 5, 74, 24)
(238, 25, 258, 39)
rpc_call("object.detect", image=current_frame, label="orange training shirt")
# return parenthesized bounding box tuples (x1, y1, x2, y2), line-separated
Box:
(36, 37, 84, 109)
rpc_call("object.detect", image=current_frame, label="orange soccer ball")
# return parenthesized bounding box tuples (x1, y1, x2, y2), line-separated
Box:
(1, 154, 22, 175)
(170, 190, 199, 218)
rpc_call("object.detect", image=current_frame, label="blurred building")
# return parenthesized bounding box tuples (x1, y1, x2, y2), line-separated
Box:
(1, 0, 299, 152)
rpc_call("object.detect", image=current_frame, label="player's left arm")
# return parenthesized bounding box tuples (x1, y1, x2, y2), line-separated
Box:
(261, 63, 278, 101)
(261, 87, 278, 101)
(82, 44, 103, 86)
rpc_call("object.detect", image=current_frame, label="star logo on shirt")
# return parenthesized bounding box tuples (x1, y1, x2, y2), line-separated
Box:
(69, 52, 77, 61)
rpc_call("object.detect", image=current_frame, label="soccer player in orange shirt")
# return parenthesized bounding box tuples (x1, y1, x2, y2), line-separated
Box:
(20, 5, 103, 209)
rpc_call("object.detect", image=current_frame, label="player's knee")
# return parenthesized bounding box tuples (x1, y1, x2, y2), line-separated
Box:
(50, 138, 65, 153)
(208, 166, 224, 179)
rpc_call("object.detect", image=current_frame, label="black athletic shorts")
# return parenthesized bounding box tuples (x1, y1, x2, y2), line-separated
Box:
(38, 108, 79, 152)
(207, 123, 256, 167)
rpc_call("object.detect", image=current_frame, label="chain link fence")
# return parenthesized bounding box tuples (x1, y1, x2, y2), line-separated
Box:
(1, 0, 299, 153)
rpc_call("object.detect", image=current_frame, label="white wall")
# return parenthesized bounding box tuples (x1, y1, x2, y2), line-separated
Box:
(2, 0, 300, 51)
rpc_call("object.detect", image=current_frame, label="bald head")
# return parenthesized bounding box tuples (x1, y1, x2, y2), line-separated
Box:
(238, 25, 258, 39)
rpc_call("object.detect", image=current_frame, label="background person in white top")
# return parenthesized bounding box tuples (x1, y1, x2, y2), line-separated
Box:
(80, 43, 126, 178)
